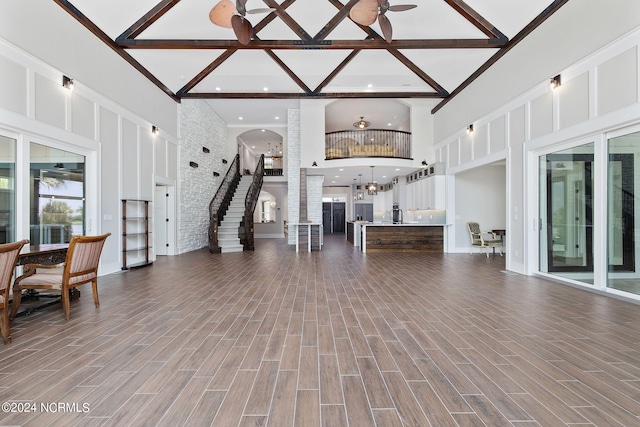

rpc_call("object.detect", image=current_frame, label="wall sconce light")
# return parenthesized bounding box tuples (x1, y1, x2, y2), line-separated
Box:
(213, 171, 220, 177)
(467, 124, 474, 134)
(312, 161, 318, 168)
(421, 160, 428, 167)
(151, 125, 159, 135)
(62, 75, 74, 91)
(203, 147, 210, 153)
(550, 74, 561, 90)
(189, 161, 198, 168)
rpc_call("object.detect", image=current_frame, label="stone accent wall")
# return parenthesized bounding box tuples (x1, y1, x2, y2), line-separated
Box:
(306, 175, 323, 223)
(287, 109, 301, 245)
(178, 100, 228, 254)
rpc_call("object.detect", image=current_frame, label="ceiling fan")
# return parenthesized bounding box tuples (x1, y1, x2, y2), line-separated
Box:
(349, 0, 417, 43)
(209, 0, 274, 45)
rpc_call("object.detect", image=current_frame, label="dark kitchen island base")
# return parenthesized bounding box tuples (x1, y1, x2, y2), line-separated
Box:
(362, 224, 444, 253)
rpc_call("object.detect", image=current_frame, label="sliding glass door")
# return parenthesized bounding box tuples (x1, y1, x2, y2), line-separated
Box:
(539, 143, 594, 284)
(608, 131, 639, 295)
(538, 129, 640, 296)
(0, 135, 16, 244)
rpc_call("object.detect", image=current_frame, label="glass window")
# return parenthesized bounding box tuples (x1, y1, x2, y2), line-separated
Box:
(539, 143, 594, 284)
(607, 131, 640, 295)
(29, 143, 85, 245)
(0, 135, 16, 243)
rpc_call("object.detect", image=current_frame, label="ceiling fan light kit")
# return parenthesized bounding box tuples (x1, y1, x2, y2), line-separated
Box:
(353, 116, 371, 129)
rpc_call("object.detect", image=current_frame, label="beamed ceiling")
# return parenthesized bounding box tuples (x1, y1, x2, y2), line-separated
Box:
(54, 0, 569, 113)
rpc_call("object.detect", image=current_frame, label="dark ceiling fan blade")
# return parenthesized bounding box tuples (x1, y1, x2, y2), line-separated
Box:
(388, 5, 416, 12)
(349, 0, 379, 26)
(209, 0, 236, 28)
(231, 15, 253, 44)
(247, 8, 276, 14)
(378, 13, 392, 43)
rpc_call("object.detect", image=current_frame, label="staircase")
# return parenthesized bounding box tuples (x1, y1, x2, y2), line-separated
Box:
(217, 175, 252, 253)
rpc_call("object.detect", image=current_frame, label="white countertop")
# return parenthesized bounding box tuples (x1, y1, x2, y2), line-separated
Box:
(361, 223, 449, 226)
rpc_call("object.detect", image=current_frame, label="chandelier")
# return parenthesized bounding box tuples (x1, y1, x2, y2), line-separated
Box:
(367, 166, 377, 195)
(353, 116, 370, 129)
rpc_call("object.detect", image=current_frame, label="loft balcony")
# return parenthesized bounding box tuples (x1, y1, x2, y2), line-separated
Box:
(325, 129, 412, 160)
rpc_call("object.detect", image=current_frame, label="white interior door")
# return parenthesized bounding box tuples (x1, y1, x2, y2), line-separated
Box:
(155, 185, 168, 256)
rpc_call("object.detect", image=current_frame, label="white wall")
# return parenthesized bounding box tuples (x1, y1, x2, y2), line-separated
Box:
(433, 0, 640, 278)
(0, 36, 180, 274)
(453, 165, 506, 252)
(0, 0, 177, 136)
(434, 0, 640, 142)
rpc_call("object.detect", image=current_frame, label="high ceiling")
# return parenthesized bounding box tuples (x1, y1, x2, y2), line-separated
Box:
(54, 0, 567, 185)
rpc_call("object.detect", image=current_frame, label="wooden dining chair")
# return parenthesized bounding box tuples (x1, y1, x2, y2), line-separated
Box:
(10, 233, 110, 321)
(0, 239, 29, 344)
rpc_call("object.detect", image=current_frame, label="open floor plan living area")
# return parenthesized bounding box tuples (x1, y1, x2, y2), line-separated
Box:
(2, 237, 640, 426)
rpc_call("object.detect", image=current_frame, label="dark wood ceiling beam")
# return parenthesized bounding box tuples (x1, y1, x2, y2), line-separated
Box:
(322, 0, 449, 96)
(314, 0, 361, 40)
(176, 50, 236, 96)
(260, 0, 312, 41)
(179, 91, 443, 99)
(433, 0, 570, 113)
(117, 0, 181, 41)
(313, 50, 361, 93)
(252, 0, 297, 33)
(262, 49, 312, 93)
(117, 38, 505, 50)
(444, 0, 507, 40)
(53, 0, 179, 102)
(385, 50, 448, 96)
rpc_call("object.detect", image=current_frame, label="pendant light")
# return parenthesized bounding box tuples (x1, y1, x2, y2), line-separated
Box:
(367, 166, 377, 195)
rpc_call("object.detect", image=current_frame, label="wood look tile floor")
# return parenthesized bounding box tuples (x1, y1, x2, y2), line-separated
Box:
(2, 235, 640, 426)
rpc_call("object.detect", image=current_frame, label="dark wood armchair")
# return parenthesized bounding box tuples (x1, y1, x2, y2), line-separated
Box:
(11, 233, 110, 321)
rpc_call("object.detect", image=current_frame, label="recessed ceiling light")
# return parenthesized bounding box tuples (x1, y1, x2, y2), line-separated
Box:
(275, 116, 279, 120)
(335, 175, 339, 178)
(252, 145, 255, 148)
(238, 116, 243, 120)
(367, 83, 373, 88)
(263, 87, 269, 91)
(339, 168, 344, 171)
(382, 175, 387, 178)
(387, 123, 392, 126)
(261, 129, 265, 132)
(332, 181, 336, 183)
(395, 168, 400, 171)
(215, 87, 221, 91)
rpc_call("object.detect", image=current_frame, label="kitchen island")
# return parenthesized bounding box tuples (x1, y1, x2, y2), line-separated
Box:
(358, 223, 446, 253)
